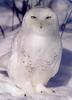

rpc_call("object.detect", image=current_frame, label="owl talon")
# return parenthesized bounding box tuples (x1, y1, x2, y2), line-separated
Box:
(24, 94, 27, 97)
(52, 90, 55, 93)
(41, 91, 43, 93)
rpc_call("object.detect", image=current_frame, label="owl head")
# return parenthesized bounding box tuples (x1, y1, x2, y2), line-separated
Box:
(22, 7, 59, 36)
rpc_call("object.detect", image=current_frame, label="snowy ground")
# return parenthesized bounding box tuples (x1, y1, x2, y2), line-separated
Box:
(0, 1, 72, 100)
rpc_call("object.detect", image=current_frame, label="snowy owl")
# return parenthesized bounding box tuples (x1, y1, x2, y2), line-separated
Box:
(7, 7, 62, 96)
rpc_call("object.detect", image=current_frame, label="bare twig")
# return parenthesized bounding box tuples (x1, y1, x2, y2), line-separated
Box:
(60, 6, 72, 38)
(0, 26, 5, 38)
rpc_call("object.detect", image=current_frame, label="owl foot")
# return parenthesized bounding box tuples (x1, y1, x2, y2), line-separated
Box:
(35, 84, 55, 95)
(24, 93, 27, 97)
(6, 83, 25, 97)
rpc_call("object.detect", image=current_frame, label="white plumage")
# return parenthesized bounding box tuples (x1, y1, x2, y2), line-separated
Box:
(7, 7, 62, 96)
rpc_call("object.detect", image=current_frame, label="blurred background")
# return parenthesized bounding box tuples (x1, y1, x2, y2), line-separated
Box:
(0, 0, 72, 38)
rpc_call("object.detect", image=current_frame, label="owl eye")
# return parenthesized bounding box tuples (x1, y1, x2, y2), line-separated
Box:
(46, 16, 51, 19)
(31, 16, 37, 19)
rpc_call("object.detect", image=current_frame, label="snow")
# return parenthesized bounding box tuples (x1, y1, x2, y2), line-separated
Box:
(0, 0, 72, 100)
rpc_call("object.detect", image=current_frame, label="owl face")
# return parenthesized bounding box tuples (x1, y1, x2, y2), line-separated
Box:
(22, 7, 59, 36)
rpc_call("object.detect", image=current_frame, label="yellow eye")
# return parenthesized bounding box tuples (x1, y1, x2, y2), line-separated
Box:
(46, 16, 51, 19)
(31, 16, 37, 19)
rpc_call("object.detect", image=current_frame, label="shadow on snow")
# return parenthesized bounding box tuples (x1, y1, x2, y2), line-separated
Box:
(48, 48, 72, 87)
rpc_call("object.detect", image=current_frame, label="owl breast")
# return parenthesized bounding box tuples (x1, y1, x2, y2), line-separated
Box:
(20, 34, 61, 73)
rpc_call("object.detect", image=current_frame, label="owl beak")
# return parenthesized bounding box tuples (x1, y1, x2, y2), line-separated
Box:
(40, 23, 42, 29)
